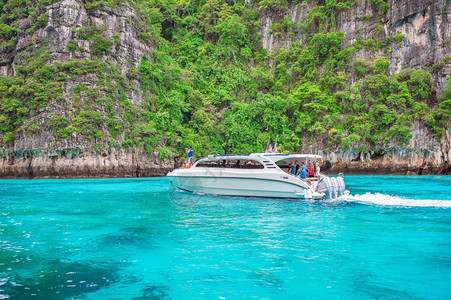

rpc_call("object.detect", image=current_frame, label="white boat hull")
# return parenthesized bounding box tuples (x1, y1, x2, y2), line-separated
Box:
(169, 172, 324, 199)
(166, 153, 344, 200)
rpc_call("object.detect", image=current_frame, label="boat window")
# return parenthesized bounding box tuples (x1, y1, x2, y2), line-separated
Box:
(275, 159, 302, 170)
(195, 159, 264, 169)
(275, 160, 289, 169)
(275, 158, 317, 169)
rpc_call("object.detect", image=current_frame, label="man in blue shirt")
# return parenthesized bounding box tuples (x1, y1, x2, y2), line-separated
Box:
(187, 146, 194, 164)
(300, 161, 307, 179)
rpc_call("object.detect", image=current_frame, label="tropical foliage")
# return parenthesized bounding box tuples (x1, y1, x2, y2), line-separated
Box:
(0, 0, 449, 158)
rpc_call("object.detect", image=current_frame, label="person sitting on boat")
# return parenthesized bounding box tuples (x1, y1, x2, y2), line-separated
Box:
(299, 162, 307, 180)
(186, 146, 194, 165)
(307, 163, 314, 178)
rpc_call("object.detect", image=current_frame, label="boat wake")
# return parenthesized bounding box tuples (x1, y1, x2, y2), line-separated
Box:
(330, 192, 451, 208)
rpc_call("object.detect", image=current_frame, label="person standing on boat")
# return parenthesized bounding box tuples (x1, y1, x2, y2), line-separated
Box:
(315, 161, 321, 177)
(307, 163, 314, 178)
(186, 146, 194, 165)
(299, 162, 307, 180)
(291, 161, 297, 175)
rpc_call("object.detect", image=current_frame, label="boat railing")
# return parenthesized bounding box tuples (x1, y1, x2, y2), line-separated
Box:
(208, 154, 250, 158)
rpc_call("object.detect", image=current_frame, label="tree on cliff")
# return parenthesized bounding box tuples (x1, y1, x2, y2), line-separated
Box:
(0, 0, 449, 160)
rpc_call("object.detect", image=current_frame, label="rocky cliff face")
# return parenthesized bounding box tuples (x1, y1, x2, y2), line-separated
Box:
(1, 0, 153, 151)
(257, 0, 450, 175)
(0, 0, 176, 177)
(258, 0, 450, 94)
(1, 0, 151, 80)
(0, 148, 173, 178)
(320, 124, 451, 175)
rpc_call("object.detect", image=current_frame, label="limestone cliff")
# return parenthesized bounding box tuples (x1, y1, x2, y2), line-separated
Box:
(0, 0, 174, 177)
(0, 148, 173, 178)
(1, 0, 153, 150)
(0, 0, 450, 177)
(258, 0, 450, 93)
(257, 0, 451, 175)
(321, 123, 451, 175)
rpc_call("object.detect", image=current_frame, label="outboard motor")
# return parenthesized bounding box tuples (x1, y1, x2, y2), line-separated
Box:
(335, 177, 342, 198)
(331, 177, 338, 199)
(324, 177, 333, 199)
(316, 175, 328, 194)
(316, 175, 347, 200)
(337, 177, 345, 197)
(341, 177, 346, 196)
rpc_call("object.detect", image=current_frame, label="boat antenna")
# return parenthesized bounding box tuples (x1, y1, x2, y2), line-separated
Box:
(265, 137, 270, 153)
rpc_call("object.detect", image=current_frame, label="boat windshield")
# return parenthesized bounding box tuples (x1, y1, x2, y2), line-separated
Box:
(195, 159, 264, 169)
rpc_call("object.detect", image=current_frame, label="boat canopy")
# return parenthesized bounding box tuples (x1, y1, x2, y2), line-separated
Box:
(259, 153, 322, 164)
(205, 154, 251, 161)
(204, 153, 321, 164)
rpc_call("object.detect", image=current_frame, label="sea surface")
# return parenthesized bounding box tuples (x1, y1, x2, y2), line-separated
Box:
(0, 175, 450, 299)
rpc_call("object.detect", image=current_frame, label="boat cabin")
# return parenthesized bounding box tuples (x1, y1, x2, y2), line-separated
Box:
(191, 153, 321, 170)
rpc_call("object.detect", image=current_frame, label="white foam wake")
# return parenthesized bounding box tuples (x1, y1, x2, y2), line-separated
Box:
(334, 192, 451, 208)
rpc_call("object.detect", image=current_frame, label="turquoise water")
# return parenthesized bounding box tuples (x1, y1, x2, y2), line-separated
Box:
(1, 176, 450, 299)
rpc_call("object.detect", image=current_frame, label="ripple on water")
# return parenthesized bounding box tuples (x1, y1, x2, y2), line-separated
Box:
(0, 177, 450, 299)
(98, 226, 158, 250)
(131, 284, 170, 300)
(2, 261, 119, 299)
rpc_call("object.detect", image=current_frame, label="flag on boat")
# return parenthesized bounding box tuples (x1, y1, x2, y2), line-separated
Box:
(274, 144, 278, 153)
(268, 144, 273, 153)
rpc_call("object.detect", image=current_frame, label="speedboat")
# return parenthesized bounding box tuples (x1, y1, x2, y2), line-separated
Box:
(167, 153, 346, 200)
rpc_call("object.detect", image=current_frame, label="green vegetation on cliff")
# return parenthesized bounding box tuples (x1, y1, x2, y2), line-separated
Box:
(0, 0, 450, 158)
